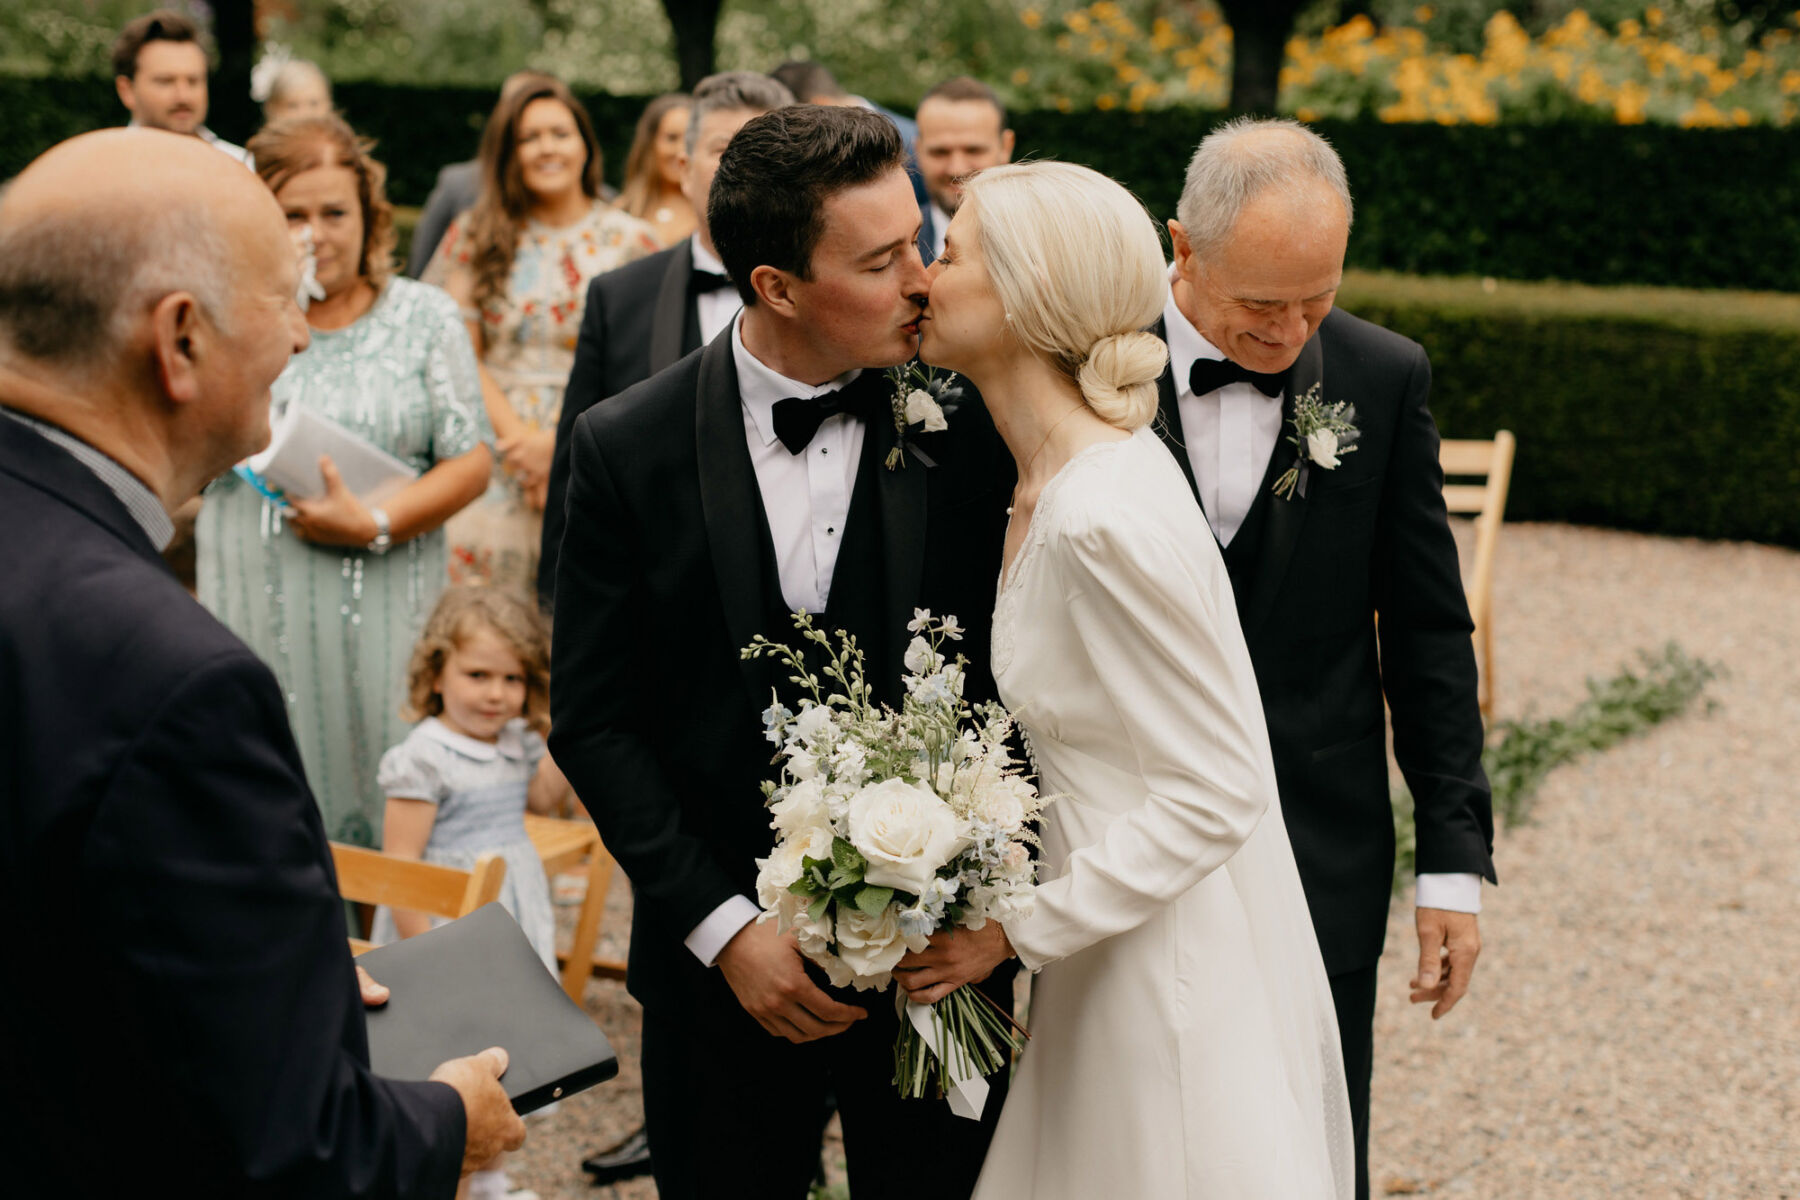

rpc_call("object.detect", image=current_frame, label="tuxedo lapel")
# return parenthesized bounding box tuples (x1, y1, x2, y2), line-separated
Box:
(1151, 320, 1202, 508)
(692, 336, 769, 696)
(1236, 332, 1325, 641)
(871, 379, 928, 686)
(649, 240, 695, 375)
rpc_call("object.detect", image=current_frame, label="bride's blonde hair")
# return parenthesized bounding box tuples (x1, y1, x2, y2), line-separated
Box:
(960, 162, 1169, 430)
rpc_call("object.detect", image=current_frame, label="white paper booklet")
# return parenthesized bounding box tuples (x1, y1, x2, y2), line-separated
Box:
(244, 401, 419, 503)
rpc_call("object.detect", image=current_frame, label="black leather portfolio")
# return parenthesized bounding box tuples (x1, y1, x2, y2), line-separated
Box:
(358, 902, 619, 1114)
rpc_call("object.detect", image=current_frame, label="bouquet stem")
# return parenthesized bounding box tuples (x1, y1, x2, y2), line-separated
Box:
(893, 984, 1026, 1103)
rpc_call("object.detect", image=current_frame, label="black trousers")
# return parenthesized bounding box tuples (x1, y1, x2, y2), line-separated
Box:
(1330, 962, 1379, 1200)
(642, 974, 1012, 1200)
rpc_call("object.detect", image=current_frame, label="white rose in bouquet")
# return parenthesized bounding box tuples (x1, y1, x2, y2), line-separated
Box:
(847, 777, 964, 896)
(792, 704, 836, 747)
(770, 777, 828, 834)
(835, 904, 928, 987)
(754, 823, 836, 908)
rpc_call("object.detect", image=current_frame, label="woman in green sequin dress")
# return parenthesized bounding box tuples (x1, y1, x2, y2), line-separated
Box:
(198, 116, 493, 846)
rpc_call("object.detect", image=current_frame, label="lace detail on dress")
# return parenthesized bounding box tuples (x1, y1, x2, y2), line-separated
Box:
(991, 434, 1136, 678)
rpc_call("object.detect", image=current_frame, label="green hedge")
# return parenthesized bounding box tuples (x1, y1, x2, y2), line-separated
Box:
(6, 74, 1800, 291)
(1336, 271, 1800, 547)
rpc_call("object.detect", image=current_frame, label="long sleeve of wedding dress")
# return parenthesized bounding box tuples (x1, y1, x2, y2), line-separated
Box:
(1000, 498, 1275, 972)
(975, 428, 1352, 1200)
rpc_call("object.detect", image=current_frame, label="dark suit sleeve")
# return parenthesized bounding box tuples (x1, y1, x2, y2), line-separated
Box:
(548, 415, 745, 938)
(88, 650, 466, 1198)
(407, 168, 464, 279)
(1371, 348, 1498, 884)
(538, 274, 611, 612)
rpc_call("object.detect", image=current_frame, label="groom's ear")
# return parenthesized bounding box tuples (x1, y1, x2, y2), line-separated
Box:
(750, 264, 800, 318)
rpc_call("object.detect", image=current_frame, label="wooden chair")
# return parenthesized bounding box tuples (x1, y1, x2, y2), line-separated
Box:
(524, 814, 627, 1001)
(1439, 430, 1517, 717)
(330, 843, 506, 955)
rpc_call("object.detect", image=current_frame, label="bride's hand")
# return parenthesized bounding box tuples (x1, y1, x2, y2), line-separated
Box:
(894, 922, 1014, 1006)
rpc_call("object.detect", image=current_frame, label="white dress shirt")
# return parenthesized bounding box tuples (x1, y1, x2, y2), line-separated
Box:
(1162, 282, 1284, 547)
(690, 236, 743, 346)
(684, 316, 872, 965)
(1163, 279, 1482, 915)
(928, 201, 951, 261)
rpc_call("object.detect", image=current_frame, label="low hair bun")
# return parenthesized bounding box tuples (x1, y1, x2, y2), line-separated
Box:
(1078, 330, 1169, 431)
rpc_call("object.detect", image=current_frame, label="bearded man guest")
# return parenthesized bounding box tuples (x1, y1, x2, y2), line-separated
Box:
(111, 9, 251, 166)
(548, 104, 1014, 1200)
(538, 70, 794, 612)
(1153, 117, 1497, 1200)
(913, 77, 1015, 265)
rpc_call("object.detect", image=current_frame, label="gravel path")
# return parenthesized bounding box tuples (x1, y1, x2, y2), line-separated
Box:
(510, 521, 1800, 1199)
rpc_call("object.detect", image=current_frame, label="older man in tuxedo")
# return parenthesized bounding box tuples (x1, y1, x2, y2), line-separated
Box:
(1153, 117, 1497, 1200)
(537, 71, 795, 611)
(0, 128, 524, 1196)
(550, 104, 1013, 1200)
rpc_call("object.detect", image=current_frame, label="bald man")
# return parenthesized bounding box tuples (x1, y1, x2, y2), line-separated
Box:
(0, 129, 524, 1197)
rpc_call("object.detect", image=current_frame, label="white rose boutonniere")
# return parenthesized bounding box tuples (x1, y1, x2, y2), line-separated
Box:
(884, 362, 964, 469)
(1274, 383, 1360, 499)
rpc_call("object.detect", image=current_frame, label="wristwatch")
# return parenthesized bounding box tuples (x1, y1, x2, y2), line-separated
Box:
(367, 507, 393, 556)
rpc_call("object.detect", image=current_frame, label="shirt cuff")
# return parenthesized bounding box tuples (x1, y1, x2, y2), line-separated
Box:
(1416, 872, 1483, 914)
(684, 895, 761, 967)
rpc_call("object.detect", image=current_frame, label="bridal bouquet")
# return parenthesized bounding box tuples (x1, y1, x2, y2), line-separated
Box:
(743, 610, 1047, 1116)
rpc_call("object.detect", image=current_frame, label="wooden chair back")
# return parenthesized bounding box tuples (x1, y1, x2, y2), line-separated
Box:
(330, 843, 506, 955)
(1439, 430, 1516, 716)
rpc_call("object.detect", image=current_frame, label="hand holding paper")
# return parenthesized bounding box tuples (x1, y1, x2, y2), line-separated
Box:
(287, 456, 379, 547)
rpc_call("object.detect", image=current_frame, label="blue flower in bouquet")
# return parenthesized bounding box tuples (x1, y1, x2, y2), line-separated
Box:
(762, 701, 793, 745)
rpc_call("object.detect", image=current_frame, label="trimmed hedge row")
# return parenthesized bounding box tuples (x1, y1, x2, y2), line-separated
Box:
(1335, 273, 1800, 547)
(5, 74, 1800, 292)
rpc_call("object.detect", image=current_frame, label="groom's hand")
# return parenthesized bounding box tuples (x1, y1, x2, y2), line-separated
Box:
(1411, 908, 1481, 1019)
(716, 920, 866, 1043)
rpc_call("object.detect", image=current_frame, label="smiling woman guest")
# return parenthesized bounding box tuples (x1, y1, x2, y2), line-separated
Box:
(617, 92, 696, 247)
(196, 114, 493, 847)
(426, 75, 660, 592)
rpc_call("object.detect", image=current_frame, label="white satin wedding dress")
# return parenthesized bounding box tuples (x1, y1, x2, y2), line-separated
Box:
(974, 426, 1353, 1200)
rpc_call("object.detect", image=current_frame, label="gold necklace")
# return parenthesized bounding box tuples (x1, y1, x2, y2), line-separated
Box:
(1007, 404, 1085, 517)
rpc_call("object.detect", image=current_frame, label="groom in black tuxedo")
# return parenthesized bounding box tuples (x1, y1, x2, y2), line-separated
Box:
(1152, 119, 1497, 1200)
(549, 104, 1014, 1200)
(538, 71, 795, 612)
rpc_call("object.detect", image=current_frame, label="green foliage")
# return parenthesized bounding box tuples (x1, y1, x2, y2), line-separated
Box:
(1333, 271, 1800, 546)
(1392, 642, 1720, 888)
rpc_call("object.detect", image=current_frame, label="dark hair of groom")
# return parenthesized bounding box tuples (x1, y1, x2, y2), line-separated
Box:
(707, 104, 904, 307)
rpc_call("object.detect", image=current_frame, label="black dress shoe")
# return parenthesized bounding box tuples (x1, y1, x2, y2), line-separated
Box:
(581, 1126, 652, 1185)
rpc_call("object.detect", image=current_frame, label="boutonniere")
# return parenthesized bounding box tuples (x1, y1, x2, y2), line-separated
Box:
(1273, 382, 1359, 500)
(884, 362, 963, 470)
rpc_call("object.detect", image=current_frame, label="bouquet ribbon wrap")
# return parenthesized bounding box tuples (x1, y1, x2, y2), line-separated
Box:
(905, 998, 990, 1120)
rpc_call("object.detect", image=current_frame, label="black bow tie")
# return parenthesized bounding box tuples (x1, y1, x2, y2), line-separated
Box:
(1188, 356, 1285, 399)
(771, 373, 884, 455)
(692, 268, 732, 294)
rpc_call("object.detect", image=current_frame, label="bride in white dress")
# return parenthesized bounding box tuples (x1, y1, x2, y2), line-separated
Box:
(894, 162, 1354, 1199)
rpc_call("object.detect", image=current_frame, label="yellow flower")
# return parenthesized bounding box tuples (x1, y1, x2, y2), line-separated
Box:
(1296, 106, 1320, 122)
(1116, 63, 1143, 85)
(1646, 7, 1664, 28)
(1783, 70, 1800, 96)
(1618, 18, 1641, 40)
(1615, 80, 1649, 124)
(1011, 67, 1031, 87)
(1415, 5, 1434, 21)
(1065, 11, 1091, 34)
(1055, 95, 1073, 113)
(1020, 8, 1042, 30)
(1088, 36, 1108, 55)
(1678, 97, 1729, 127)
(1732, 106, 1752, 125)
(1096, 92, 1118, 110)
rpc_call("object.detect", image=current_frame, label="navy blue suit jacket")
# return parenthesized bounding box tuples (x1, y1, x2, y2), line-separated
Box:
(0, 415, 466, 1197)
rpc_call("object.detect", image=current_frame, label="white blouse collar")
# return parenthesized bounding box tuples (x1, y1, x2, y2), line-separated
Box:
(418, 716, 531, 761)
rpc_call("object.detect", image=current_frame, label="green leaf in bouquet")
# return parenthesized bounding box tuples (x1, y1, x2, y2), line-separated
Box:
(831, 837, 867, 878)
(807, 892, 832, 923)
(788, 876, 820, 898)
(853, 885, 895, 917)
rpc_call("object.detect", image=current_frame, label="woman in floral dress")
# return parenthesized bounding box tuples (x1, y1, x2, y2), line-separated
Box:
(427, 74, 660, 593)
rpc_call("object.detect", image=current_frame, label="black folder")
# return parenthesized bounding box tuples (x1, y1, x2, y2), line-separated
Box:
(358, 902, 618, 1114)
